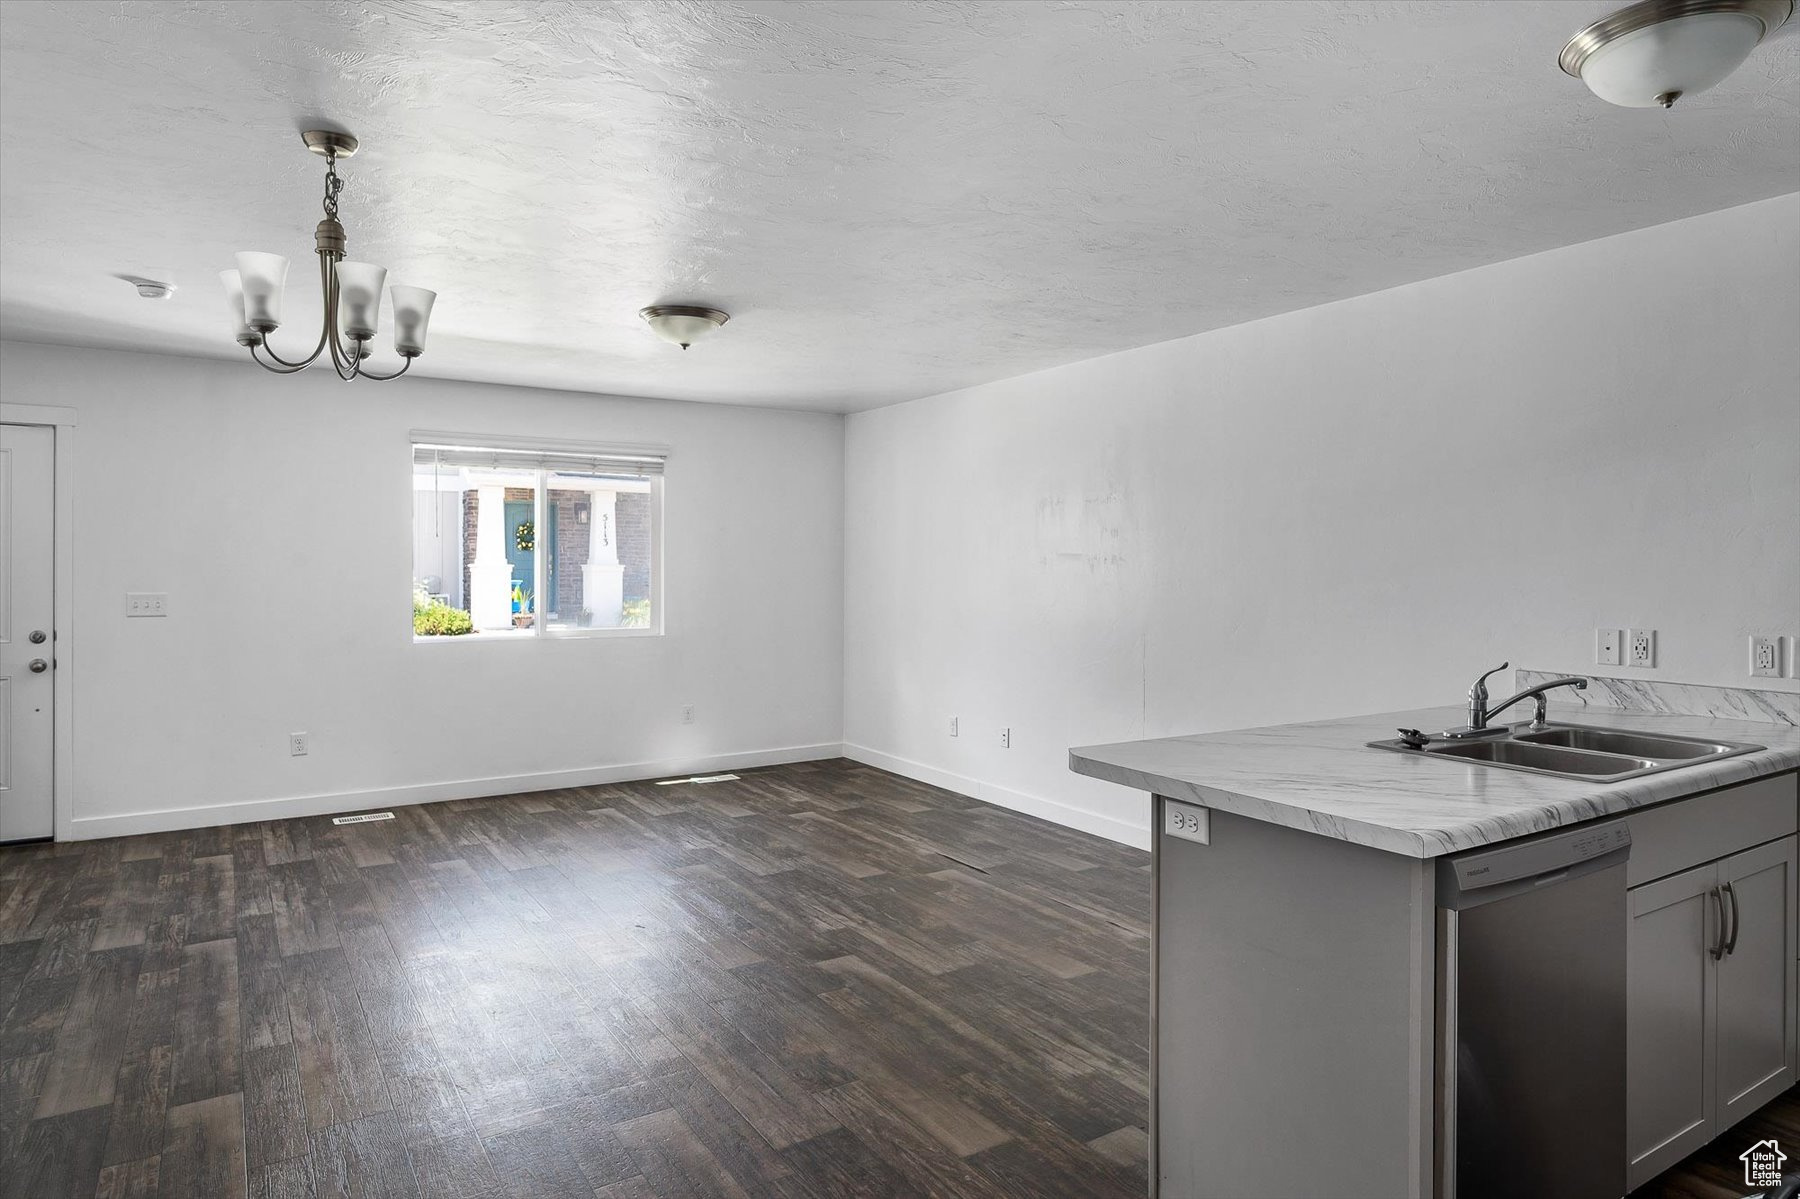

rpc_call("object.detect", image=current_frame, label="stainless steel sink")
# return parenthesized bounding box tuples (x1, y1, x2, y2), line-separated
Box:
(1429, 739, 1660, 776)
(1514, 727, 1738, 760)
(1369, 722, 1764, 782)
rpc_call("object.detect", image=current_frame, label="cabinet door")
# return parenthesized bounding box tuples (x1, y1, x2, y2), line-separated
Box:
(1627, 862, 1718, 1191)
(1715, 835, 1798, 1130)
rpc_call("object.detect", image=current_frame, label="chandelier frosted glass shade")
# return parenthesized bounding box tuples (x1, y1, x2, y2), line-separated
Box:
(234, 252, 290, 329)
(390, 286, 437, 357)
(220, 270, 258, 344)
(1561, 0, 1793, 108)
(334, 261, 387, 339)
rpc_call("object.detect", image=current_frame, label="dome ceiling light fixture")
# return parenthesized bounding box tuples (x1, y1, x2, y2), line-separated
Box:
(221, 129, 438, 381)
(639, 305, 730, 350)
(1560, 0, 1793, 108)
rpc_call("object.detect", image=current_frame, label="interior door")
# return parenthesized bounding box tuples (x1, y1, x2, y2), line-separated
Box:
(1715, 835, 1798, 1129)
(0, 423, 56, 841)
(1626, 861, 1717, 1191)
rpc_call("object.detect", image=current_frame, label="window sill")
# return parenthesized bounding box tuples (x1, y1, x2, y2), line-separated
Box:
(412, 625, 662, 644)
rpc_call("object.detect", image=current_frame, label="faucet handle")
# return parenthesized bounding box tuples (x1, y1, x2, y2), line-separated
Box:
(1470, 661, 1510, 699)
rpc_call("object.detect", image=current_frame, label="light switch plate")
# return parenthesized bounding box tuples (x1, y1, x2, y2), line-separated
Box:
(1627, 628, 1655, 668)
(126, 592, 168, 617)
(1164, 801, 1210, 845)
(1595, 628, 1622, 666)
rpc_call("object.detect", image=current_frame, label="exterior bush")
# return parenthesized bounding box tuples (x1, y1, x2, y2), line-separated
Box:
(622, 598, 651, 629)
(414, 597, 474, 636)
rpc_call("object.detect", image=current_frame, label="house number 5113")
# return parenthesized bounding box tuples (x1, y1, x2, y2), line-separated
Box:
(1164, 802, 1210, 845)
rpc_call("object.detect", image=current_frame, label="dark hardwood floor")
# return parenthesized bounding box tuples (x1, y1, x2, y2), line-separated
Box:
(0, 759, 1153, 1198)
(0, 756, 1792, 1198)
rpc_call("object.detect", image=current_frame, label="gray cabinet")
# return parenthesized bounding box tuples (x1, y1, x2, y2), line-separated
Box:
(1626, 863, 1715, 1188)
(1625, 833, 1796, 1191)
(1716, 838, 1799, 1127)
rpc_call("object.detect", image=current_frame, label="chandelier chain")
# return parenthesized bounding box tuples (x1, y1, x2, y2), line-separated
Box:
(322, 154, 345, 223)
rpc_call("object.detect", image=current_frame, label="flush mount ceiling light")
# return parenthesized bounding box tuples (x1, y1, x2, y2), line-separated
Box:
(221, 130, 437, 381)
(639, 305, 729, 350)
(1561, 0, 1793, 108)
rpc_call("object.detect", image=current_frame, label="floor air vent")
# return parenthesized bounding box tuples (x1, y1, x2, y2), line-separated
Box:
(332, 812, 395, 825)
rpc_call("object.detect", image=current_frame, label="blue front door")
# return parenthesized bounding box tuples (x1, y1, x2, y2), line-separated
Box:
(502, 499, 555, 613)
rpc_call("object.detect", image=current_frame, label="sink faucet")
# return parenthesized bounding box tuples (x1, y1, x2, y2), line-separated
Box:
(1451, 662, 1589, 737)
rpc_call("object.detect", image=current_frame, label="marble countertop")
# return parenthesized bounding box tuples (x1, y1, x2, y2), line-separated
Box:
(1070, 704, 1800, 859)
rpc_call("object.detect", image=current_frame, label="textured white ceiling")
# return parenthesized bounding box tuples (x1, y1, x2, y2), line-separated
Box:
(1, 1, 1796, 413)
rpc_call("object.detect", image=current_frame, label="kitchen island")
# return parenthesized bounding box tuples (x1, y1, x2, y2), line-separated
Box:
(1071, 701, 1800, 1199)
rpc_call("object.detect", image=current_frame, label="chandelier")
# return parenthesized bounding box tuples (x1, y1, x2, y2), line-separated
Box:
(221, 130, 436, 381)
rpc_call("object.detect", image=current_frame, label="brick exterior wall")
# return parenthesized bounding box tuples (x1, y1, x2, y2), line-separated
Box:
(460, 490, 476, 612)
(549, 491, 585, 616)
(617, 492, 651, 603)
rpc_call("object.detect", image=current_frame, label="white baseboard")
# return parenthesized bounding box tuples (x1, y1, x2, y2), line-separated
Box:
(840, 742, 1150, 850)
(64, 743, 843, 841)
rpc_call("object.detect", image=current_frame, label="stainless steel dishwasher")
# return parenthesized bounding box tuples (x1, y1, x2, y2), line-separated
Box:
(1436, 819, 1631, 1199)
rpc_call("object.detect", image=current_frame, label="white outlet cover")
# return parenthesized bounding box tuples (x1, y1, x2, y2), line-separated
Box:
(1165, 801, 1210, 844)
(1627, 628, 1655, 668)
(1595, 628, 1622, 666)
(948, 716, 959, 737)
(1749, 635, 1780, 678)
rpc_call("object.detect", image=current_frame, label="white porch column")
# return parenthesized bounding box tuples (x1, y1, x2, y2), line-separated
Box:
(468, 484, 514, 630)
(582, 489, 624, 627)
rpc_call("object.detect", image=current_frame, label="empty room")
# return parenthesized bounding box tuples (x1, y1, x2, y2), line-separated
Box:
(1, 2, 1798, 1197)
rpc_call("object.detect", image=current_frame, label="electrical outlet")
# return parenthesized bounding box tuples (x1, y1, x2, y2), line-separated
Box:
(999, 727, 1011, 749)
(948, 716, 959, 737)
(1627, 629, 1655, 668)
(125, 592, 168, 617)
(1749, 635, 1780, 678)
(680, 704, 695, 725)
(1595, 628, 1622, 666)
(1164, 801, 1210, 845)
(289, 732, 309, 757)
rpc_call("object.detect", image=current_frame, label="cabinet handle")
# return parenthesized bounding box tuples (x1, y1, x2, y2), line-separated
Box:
(1710, 887, 1727, 960)
(1723, 881, 1740, 956)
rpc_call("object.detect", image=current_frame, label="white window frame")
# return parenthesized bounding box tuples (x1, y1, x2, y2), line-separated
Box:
(409, 430, 666, 643)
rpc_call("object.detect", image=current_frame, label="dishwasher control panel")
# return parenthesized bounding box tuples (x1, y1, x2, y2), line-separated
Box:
(1445, 819, 1631, 894)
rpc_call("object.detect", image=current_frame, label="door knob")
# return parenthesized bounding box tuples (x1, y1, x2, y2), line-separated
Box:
(28, 629, 47, 644)
(28, 659, 48, 673)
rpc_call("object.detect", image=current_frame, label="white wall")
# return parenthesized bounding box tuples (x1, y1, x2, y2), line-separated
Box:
(845, 194, 1800, 848)
(0, 341, 844, 837)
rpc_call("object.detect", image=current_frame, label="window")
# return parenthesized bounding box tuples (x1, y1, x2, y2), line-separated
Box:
(411, 436, 663, 640)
